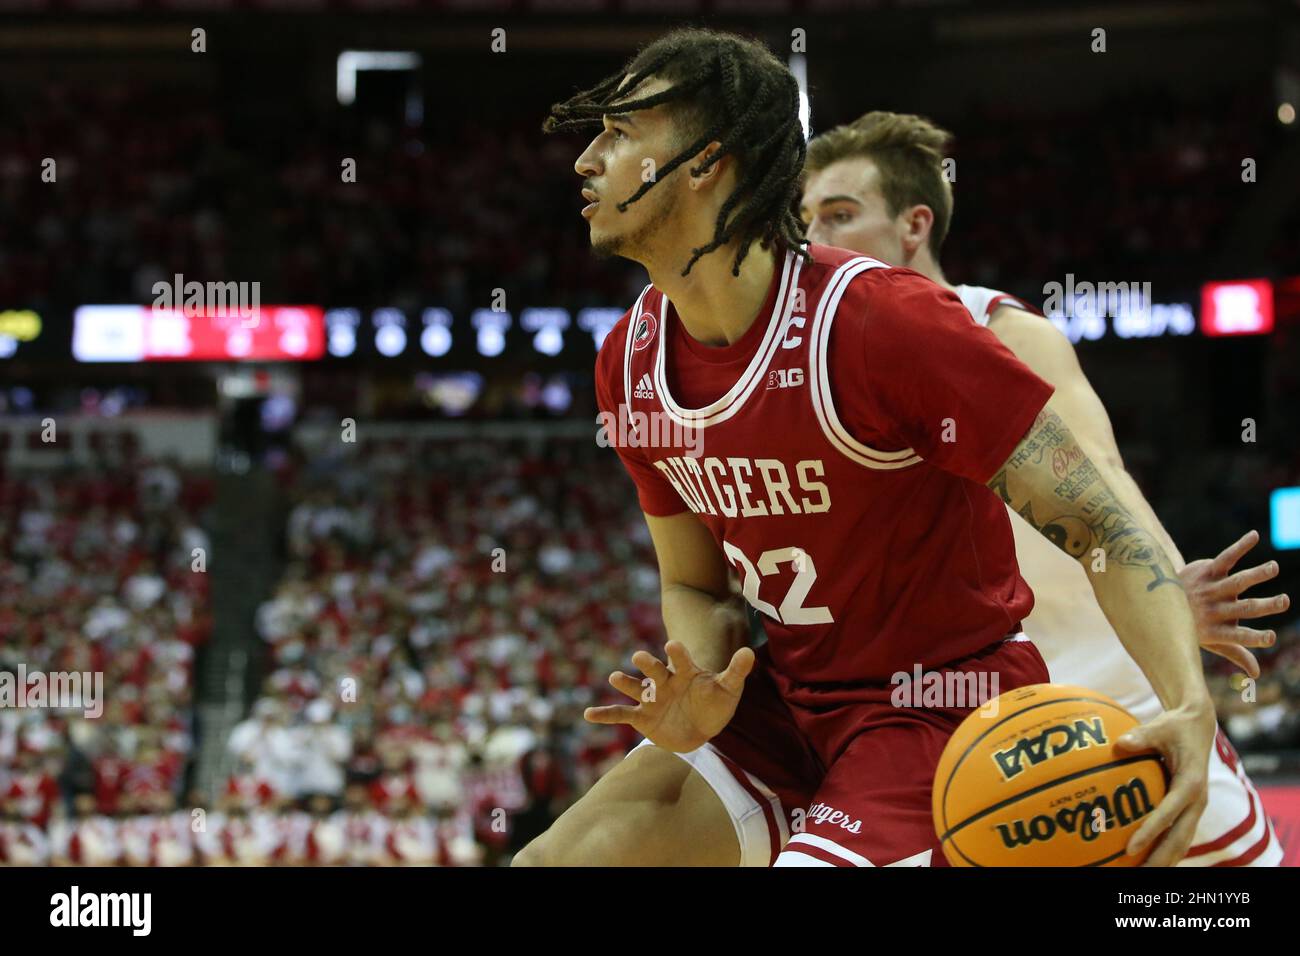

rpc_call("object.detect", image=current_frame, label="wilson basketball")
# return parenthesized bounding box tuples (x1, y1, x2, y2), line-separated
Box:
(933, 684, 1168, 867)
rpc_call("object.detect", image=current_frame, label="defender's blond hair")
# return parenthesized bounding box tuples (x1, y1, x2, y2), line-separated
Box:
(805, 111, 954, 256)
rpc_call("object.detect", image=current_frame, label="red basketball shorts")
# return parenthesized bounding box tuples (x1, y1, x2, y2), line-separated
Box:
(633, 635, 1049, 866)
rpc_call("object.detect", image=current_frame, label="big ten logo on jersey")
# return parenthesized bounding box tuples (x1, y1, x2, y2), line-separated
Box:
(767, 367, 803, 389)
(768, 297, 807, 388)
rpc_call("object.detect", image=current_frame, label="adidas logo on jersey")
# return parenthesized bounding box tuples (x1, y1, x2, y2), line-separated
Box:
(633, 373, 655, 400)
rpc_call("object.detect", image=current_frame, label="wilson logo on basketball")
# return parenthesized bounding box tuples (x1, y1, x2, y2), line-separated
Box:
(992, 717, 1107, 781)
(994, 777, 1157, 850)
(632, 312, 657, 351)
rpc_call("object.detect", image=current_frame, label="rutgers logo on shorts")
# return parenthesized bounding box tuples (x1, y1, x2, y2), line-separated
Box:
(632, 312, 657, 352)
(806, 802, 863, 834)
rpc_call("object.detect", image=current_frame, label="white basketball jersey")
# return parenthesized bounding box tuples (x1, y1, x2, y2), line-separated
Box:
(954, 284, 1160, 720)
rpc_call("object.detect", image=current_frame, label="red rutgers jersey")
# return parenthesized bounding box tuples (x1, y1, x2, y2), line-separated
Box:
(595, 243, 1055, 684)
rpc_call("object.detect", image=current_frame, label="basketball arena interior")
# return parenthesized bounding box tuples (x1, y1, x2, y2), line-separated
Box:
(2, 0, 1300, 870)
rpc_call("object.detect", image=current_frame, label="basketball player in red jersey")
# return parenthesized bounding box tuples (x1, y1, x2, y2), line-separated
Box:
(797, 111, 1286, 866)
(519, 28, 1215, 868)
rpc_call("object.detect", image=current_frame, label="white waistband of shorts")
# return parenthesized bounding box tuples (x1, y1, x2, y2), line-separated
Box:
(628, 738, 786, 867)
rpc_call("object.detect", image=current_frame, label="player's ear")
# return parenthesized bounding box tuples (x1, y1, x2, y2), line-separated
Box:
(900, 204, 935, 256)
(688, 141, 727, 190)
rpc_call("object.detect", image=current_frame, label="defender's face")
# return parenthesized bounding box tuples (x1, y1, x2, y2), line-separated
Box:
(800, 156, 907, 266)
(572, 77, 682, 261)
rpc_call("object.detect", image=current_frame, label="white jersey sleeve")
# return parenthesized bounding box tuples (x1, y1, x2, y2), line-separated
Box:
(953, 284, 1038, 327)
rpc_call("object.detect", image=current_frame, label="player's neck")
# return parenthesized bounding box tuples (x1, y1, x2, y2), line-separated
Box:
(650, 242, 778, 348)
(909, 252, 953, 290)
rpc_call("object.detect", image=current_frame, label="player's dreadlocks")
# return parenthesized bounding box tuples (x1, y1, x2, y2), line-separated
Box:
(542, 28, 812, 278)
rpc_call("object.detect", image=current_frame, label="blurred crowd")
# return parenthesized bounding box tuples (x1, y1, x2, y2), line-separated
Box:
(4, 80, 1295, 313)
(1, 431, 1298, 864)
(1208, 620, 1300, 753)
(941, 87, 1289, 296)
(268, 113, 646, 314)
(0, 452, 214, 864)
(218, 435, 657, 865)
(0, 82, 239, 311)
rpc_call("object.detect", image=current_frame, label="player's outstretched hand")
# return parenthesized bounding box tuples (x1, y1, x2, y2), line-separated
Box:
(1179, 529, 1290, 679)
(1113, 703, 1215, 867)
(583, 641, 754, 753)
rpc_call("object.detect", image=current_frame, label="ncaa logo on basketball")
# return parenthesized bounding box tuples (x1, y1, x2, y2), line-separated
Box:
(632, 312, 657, 351)
(992, 717, 1107, 781)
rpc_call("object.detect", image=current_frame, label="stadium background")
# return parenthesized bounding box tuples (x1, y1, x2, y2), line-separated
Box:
(2, 0, 1300, 865)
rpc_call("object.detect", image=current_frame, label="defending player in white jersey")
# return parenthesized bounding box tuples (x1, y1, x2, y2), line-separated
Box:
(798, 110, 1287, 865)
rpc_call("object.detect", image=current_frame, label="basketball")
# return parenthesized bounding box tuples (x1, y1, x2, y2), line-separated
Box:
(933, 684, 1168, 867)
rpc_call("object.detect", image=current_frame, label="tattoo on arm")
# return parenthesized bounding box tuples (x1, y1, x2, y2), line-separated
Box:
(989, 409, 1181, 592)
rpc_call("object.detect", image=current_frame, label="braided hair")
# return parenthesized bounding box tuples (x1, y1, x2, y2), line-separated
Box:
(543, 27, 812, 277)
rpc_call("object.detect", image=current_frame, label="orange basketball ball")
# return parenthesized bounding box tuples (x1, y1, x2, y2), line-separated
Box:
(933, 683, 1168, 867)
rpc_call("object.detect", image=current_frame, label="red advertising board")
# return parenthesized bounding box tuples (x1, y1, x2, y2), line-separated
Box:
(74, 306, 325, 362)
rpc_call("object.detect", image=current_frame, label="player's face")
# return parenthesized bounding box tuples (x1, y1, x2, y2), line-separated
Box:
(572, 77, 683, 262)
(799, 157, 909, 266)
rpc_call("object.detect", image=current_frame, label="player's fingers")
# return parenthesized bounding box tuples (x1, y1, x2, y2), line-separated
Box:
(1114, 720, 1185, 856)
(1128, 720, 1208, 858)
(1140, 796, 1203, 867)
(1211, 529, 1259, 577)
(630, 649, 672, 686)
(715, 646, 755, 697)
(583, 704, 642, 727)
(663, 640, 697, 677)
(1126, 774, 1193, 858)
(1222, 593, 1290, 621)
(1218, 623, 1277, 648)
(1212, 559, 1280, 599)
(1113, 725, 1157, 755)
(608, 670, 646, 701)
(1203, 642, 1261, 679)
(1145, 771, 1207, 866)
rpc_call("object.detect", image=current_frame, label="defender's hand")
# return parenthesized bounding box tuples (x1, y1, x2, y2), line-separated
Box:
(583, 641, 754, 753)
(1179, 530, 1289, 679)
(1114, 702, 1215, 867)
